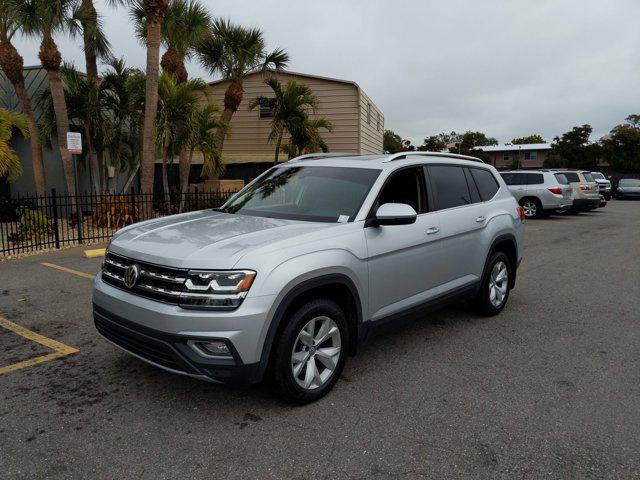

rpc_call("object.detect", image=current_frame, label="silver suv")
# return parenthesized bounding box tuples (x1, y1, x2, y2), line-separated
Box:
(93, 152, 524, 403)
(499, 170, 573, 218)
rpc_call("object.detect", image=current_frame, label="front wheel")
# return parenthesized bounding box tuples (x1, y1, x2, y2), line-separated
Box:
(272, 299, 348, 404)
(471, 251, 512, 316)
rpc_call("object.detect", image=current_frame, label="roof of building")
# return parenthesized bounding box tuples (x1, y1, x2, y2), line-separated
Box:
(475, 143, 552, 152)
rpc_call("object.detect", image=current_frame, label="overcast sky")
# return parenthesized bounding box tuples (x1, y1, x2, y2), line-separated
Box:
(13, 0, 640, 145)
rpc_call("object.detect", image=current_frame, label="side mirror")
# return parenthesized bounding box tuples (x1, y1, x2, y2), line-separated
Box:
(374, 203, 417, 226)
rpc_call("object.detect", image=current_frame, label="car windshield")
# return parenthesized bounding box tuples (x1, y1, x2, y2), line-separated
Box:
(591, 172, 605, 179)
(582, 172, 595, 182)
(619, 178, 640, 187)
(221, 166, 381, 222)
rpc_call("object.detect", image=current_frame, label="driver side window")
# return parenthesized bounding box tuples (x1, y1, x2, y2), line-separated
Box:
(375, 167, 427, 214)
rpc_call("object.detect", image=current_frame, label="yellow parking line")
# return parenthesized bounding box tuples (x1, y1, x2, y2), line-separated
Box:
(0, 316, 79, 375)
(83, 248, 105, 258)
(41, 262, 96, 280)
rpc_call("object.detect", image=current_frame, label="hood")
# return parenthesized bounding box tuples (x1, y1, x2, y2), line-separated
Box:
(109, 210, 332, 269)
(618, 185, 640, 192)
(594, 179, 611, 185)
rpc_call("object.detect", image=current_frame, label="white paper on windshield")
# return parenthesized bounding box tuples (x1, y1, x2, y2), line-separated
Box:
(337, 215, 350, 223)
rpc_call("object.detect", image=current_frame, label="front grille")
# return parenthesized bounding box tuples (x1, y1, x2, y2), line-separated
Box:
(95, 314, 187, 373)
(102, 252, 187, 304)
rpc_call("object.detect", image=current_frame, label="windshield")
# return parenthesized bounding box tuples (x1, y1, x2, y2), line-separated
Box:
(619, 178, 640, 187)
(582, 172, 595, 182)
(591, 172, 605, 179)
(222, 166, 381, 222)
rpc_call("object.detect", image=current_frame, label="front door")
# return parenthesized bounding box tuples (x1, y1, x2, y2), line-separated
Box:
(365, 166, 443, 321)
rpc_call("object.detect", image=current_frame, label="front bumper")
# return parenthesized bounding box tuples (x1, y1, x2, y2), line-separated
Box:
(93, 275, 275, 384)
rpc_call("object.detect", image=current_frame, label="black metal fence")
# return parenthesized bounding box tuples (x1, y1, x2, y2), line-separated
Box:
(0, 188, 237, 257)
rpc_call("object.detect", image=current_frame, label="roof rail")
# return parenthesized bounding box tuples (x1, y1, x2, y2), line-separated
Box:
(288, 152, 358, 163)
(383, 151, 485, 163)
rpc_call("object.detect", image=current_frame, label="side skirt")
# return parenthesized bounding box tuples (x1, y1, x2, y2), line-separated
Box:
(359, 282, 480, 343)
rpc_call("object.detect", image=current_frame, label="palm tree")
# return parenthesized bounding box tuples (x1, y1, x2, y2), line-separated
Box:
(197, 18, 289, 176)
(155, 71, 206, 209)
(0, 107, 28, 181)
(14, 0, 78, 197)
(69, 0, 111, 84)
(249, 77, 319, 165)
(0, 0, 46, 194)
(129, 0, 170, 194)
(178, 103, 227, 211)
(285, 117, 334, 158)
(38, 64, 108, 193)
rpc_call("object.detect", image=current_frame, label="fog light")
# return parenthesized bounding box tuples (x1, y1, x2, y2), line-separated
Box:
(189, 340, 232, 358)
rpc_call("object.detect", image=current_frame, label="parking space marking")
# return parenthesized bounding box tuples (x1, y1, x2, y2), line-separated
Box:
(41, 262, 96, 280)
(83, 248, 106, 258)
(0, 316, 79, 375)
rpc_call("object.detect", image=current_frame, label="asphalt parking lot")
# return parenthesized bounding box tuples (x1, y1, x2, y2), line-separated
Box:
(1, 201, 639, 479)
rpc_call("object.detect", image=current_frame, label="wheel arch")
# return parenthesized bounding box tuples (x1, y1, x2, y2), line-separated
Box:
(255, 274, 363, 383)
(484, 234, 518, 289)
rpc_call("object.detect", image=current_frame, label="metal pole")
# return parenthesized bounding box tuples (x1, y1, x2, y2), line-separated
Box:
(51, 188, 60, 249)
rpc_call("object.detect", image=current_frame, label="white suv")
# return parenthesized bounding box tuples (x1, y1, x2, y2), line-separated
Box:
(500, 170, 573, 218)
(94, 152, 524, 403)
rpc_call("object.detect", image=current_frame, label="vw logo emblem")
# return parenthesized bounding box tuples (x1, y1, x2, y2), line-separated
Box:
(124, 264, 140, 289)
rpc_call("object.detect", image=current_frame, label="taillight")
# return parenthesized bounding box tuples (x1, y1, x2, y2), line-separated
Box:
(579, 185, 590, 191)
(517, 206, 526, 221)
(548, 187, 563, 195)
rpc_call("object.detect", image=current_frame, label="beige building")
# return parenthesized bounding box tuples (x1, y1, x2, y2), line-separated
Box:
(203, 70, 383, 181)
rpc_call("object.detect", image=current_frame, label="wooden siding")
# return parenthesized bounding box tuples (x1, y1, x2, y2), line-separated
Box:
(203, 71, 362, 164)
(358, 89, 383, 154)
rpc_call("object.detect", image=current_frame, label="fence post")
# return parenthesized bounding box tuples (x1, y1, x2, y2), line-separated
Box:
(194, 186, 199, 211)
(76, 193, 83, 244)
(130, 186, 137, 223)
(51, 188, 60, 250)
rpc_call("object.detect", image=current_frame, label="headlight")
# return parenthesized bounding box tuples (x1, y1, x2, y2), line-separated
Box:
(179, 270, 256, 310)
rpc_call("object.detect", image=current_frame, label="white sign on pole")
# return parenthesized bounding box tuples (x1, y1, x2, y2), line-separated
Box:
(67, 132, 82, 154)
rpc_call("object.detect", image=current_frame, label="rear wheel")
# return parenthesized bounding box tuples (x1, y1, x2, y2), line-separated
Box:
(519, 198, 543, 219)
(471, 251, 512, 316)
(272, 299, 348, 404)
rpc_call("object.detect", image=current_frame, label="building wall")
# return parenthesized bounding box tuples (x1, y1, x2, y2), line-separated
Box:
(203, 71, 371, 165)
(359, 89, 384, 154)
(488, 150, 549, 169)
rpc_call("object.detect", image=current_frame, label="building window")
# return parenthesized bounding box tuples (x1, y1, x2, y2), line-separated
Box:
(366, 102, 371, 124)
(524, 151, 537, 161)
(259, 103, 273, 119)
(377, 112, 381, 131)
(503, 154, 512, 163)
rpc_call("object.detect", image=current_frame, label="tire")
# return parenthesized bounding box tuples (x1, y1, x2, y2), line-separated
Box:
(272, 298, 348, 404)
(519, 198, 543, 219)
(471, 251, 512, 316)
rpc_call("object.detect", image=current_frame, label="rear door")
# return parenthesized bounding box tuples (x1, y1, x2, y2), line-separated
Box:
(426, 165, 488, 291)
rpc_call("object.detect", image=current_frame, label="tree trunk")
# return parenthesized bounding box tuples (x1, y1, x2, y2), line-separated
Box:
(209, 79, 243, 179)
(81, 0, 99, 84)
(179, 148, 195, 213)
(273, 130, 283, 166)
(47, 69, 76, 197)
(84, 125, 100, 194)
(15, 82, 46, 195)
(161, 148, 171, 212)
(0, 41, 46, 195)
(140, 19, 162, 194)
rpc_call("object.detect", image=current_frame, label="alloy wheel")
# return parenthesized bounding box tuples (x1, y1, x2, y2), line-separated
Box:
(291, 316, 341, 390)
(489, 261, 508, 308)
(522, 201, 537, 218)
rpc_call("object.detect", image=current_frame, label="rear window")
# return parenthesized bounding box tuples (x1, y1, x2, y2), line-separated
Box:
(526, 173, 544, 185)
(554, 173, 569, 185)
(563, 172, 580, 183)
(428, 165, 472, 210)
(470, 168, 499, 201)
(582, 172, 595, 182)
(591, 172, 605, 180)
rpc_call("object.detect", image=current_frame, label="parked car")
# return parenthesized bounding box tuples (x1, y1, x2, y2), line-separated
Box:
(615, 178, 640, 199)
(599, 194, 607, 208)
(93, 152, 524, 403)
(590, 171, 612, 200)
(499, 170, 573, 218)
(554, 170, 600, 212)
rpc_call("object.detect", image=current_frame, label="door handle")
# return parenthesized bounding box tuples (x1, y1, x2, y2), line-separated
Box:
(426, 227, 440, 235)
(476, 216, 486, 223)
